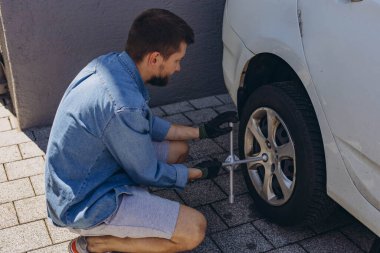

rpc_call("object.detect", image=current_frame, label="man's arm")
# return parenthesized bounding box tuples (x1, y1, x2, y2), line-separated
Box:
(103, 110, 188, 190)
(165, 124, 199, 141)
(188, 161, 222, 181)
(188, 167, 203, 181)
(165, 111, 239, 141)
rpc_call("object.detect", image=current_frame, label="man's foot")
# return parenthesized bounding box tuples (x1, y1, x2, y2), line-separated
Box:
(68, 236, 88, 253)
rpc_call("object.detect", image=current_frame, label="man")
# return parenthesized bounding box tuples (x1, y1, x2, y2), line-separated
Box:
(45, 8, 237, 253)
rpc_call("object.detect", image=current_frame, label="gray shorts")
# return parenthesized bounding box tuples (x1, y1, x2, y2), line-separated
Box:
(70, 141, 180, 239)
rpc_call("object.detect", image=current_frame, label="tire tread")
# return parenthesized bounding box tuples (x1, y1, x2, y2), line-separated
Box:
(274, 81, 336, 225)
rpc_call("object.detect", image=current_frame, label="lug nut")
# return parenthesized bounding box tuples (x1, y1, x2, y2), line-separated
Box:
(262, 153, 269, 162)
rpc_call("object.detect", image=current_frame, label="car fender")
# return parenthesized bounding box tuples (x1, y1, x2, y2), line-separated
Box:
(223, 1, 344, 194)
(223, 0, 380, 236)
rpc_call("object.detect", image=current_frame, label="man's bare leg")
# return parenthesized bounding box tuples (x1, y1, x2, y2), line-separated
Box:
(166, 140, 189, 164)
(86, 204, 207, 253)
(86, 141, 202, 252)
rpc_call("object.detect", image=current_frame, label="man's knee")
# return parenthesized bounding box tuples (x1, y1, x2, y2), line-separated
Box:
(177, 141, 189, 163)
(168, 141, 189, 164)
(172, 205, 207, 251)
(190, 213, 207, 248)
(186, 212, 206, 248)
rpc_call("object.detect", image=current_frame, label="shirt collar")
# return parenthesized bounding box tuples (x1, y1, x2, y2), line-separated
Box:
(117, 51, 150, 102)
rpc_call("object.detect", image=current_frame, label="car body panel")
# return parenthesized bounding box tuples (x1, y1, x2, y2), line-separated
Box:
(222, 0, 380, 236)
(299, 0, 380, 213)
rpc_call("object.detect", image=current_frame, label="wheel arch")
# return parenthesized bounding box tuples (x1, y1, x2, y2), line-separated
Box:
(237, 53, 311, 119)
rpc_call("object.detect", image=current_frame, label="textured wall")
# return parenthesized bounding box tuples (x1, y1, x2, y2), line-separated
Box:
(0, 0, 226, 129)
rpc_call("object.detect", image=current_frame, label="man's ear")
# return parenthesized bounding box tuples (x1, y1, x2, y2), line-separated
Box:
(147, 52, 162, 66)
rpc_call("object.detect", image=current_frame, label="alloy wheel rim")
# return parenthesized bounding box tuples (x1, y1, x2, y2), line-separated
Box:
(244, 107, 296, 206)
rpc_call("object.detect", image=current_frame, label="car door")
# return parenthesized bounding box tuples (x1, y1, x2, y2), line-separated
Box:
(298, 0, 380, 211)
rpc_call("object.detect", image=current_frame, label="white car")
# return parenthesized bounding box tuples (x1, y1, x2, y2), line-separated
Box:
(222, 0, 380, 248)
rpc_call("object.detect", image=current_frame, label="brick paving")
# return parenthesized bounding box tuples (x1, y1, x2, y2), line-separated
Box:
(0, 94, 377, 253)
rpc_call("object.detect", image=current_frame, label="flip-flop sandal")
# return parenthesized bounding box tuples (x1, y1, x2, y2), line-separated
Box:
(68, 236, 88, 253)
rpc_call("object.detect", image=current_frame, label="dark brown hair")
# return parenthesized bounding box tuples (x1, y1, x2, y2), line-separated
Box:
(126, 8, 194, 63)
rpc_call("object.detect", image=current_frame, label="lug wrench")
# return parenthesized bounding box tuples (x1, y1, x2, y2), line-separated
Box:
(221, 122, 268, 204)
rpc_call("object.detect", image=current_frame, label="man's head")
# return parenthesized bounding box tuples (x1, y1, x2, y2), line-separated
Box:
(126, 9, 194, 86)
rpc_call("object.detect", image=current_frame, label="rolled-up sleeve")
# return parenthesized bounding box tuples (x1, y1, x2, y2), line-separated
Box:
(151, 115, 171, 141)
(102, 109, 188, 190)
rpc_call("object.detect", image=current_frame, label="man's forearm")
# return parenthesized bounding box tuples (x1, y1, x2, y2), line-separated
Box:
(166, 124, 199, 141)
(188, 168, 203, 181)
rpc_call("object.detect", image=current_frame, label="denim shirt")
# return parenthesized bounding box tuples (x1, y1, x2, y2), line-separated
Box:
(45, 52, 188, 229)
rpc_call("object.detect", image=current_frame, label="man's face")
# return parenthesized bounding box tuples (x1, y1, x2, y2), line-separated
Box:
(147, 42, 187, 87)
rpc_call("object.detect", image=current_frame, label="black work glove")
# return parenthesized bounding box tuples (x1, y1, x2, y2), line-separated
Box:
(199, 111, 238, 139)
(194, 159, 222, 179)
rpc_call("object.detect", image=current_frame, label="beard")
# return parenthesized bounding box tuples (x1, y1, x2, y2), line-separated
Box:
(147, 75, 169, 87)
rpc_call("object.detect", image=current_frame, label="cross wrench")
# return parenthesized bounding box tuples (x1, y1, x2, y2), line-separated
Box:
(221, 122, 268, 204)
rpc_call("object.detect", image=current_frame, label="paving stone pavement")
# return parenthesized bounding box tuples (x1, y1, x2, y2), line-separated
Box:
(0, 94, 377, 253)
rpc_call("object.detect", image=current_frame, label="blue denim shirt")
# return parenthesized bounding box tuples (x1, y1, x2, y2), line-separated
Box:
(45, 52, 188, 229)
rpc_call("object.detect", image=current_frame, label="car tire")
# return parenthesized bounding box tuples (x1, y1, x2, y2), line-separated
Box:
(238, 81, 335, 226)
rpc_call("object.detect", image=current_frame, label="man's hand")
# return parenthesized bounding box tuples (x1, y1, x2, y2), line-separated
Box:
(194, 159, 222, 179)
(199, 111, 238, 139)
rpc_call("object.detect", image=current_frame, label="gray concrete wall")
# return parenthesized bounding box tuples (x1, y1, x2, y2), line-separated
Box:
(0, 0, 226, 129)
